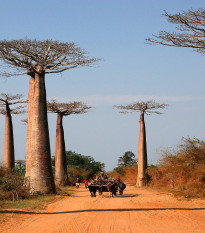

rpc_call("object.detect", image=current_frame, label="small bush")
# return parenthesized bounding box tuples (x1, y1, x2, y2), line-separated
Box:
(14, 164, 26, 175)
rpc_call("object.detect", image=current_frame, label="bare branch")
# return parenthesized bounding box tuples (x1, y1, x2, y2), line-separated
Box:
(21, 118, 28, 125)
(146, 8, 205, 54)
(0, 39, 100, 76)
(0, 93, 27, 115)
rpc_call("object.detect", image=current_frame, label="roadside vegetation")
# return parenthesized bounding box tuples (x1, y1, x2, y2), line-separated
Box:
(110, 137, 205, 199)
(0, 166, 66, 211)
(147, 137, 205, 198)
(108, 151, 138, 184)
(0, 166, 27, 202)
(0, 149, 103, 211)
(52, 150, 105, 185)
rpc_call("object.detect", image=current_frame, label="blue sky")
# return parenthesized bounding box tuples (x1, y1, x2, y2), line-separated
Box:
(0, 0, 205, 170)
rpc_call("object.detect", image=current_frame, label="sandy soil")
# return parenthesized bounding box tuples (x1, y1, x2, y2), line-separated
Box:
(0, 184, 205, 233)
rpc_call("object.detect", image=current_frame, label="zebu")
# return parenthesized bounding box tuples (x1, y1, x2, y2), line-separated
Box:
(107, 182, 117, 197)
(88, 185, 98, 197)
(118, 182, 126, 195)
(88, 185, 108, 197)
(88, 180, 125, 197)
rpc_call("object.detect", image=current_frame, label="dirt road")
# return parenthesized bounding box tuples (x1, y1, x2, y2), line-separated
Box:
(1, 184, 205, 233)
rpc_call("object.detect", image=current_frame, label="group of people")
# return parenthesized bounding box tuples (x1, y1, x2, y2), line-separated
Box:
(82, 173, 122, 187)
(76, 172, 124, 191)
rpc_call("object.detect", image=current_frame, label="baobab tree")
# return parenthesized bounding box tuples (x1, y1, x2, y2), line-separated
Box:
(114, 100, 167, 187)
(47, 100, 92, 187)
(0, 93, 26, 170)
(0, 39, 98, 194)
(146, 9, 205, 53)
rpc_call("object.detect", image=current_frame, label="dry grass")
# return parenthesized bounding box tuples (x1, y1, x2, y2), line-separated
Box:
(0, 185, 75, 224)
(147, 138, 205, 199)
(109, 138, 205, 199)
(0, 186, 74, 211)
(108, 165, 138, 185)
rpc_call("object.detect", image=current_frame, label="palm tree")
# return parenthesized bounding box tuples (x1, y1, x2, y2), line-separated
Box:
(47, 100, 91, 186)
(0, 39, 98, 194)
(114, 100, 167, 187)
(0, 93, 26, 170)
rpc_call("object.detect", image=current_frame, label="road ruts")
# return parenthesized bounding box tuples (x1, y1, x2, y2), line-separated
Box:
(1, 184, 205, 233)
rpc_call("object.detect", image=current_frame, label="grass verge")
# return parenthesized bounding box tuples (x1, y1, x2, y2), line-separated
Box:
(0, 186, 75, 224)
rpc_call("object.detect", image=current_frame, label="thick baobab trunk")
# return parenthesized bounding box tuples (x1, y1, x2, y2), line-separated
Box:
(28, 67, 56, 194)
(136, 111, 147, 187)
(55, 113, 68, 186)
(3, 110, 15, 169)
(25, 74, 35, 187)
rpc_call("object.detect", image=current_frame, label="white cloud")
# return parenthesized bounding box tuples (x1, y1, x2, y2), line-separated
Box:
(49, 95, 205, 106)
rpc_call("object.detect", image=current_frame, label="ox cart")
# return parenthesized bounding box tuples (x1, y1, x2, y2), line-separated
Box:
(88, 182, 126, 197)
(88, 184, 108, 197)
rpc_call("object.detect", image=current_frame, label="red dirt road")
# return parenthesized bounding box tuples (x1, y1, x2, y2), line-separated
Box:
(1, 184, 205, 233)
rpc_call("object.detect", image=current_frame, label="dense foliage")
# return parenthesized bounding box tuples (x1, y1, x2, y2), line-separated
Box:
(52, 151, 104, 183)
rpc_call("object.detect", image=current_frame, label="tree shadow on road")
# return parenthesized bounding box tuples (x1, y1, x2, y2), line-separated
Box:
(1, 207, 204, 215)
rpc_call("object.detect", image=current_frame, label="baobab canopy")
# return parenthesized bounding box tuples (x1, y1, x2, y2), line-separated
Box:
(0, 93, 27, 115)
(114, 100, 168, 115)
(0, 38, 99, 76)
(47, 100, 92, 116)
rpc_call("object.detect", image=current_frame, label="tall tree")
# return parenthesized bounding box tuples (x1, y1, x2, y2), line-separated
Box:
(0, 94, 26, 170)
(47, 100, 92, 186)
(0, 39, 98, 194)
(146, 9, 205, 53)
(114, 100, 167, 187)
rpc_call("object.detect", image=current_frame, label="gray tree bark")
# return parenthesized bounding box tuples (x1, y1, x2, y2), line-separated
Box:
(28, 67, 56, 194)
